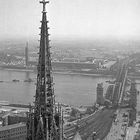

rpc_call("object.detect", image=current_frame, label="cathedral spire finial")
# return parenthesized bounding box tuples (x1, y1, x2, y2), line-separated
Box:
(40, 0, 49, 12)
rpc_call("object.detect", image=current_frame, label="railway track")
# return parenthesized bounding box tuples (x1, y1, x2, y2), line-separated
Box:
(64, 108, 115, 140)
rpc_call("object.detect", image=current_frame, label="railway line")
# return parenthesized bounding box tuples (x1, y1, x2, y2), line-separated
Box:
(65, 108, 115, 140)
(64, 62, 129, 140)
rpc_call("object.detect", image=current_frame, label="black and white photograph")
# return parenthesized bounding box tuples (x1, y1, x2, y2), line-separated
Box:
(0, 0, 140, 139)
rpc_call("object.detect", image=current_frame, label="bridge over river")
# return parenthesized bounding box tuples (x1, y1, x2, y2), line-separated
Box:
(64, 61, 129, 140)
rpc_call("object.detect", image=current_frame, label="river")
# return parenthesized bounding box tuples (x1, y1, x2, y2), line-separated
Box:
(0, 70, 115, 106)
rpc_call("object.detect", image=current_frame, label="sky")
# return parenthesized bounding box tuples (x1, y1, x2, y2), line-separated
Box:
(0, 0, 140, 41)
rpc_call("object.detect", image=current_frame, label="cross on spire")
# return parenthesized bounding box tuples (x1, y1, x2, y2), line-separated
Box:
(40, 0, 49, 12)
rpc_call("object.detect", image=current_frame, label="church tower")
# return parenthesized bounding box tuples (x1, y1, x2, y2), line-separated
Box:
(27, 1, 62, 140)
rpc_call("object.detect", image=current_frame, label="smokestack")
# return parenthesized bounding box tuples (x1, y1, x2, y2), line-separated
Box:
(25, 42, 29, 66)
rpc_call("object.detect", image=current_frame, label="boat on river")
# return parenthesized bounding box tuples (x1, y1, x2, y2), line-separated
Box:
(12, 79, 20, 82)
(24, 78, 34, 82)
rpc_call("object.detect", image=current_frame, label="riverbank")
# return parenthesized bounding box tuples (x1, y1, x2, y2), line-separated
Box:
(0, 67, 114, 77)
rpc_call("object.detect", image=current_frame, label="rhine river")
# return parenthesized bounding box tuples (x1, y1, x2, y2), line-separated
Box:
(0, 69, 140, 107)
(0, 70, 115, 106)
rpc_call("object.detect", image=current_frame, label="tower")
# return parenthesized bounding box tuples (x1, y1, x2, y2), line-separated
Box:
(96, 83, 104, 105)
(27, 1, 62, 140)
(25, 42, 29, 66)
(129, 82, 137, 108)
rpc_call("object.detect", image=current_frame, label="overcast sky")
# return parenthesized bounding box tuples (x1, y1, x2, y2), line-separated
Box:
(0, 0, 140, 40)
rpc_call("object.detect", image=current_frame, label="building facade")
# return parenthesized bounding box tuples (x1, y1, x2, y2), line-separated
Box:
(2, 114, 27, 126)
(0, 123, 27, 140)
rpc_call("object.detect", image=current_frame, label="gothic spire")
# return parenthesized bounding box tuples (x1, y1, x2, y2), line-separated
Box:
(27, 1, 62, 140)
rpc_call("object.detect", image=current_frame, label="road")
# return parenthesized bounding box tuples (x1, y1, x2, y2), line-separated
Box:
(104, 109, 129, 140)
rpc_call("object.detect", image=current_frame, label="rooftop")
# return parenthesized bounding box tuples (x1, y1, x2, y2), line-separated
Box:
(0, 123, 26, 131)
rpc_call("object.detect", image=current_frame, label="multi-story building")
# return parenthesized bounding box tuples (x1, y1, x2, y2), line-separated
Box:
(2, 114, 27, 126)
(0, 123, 27, 140)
